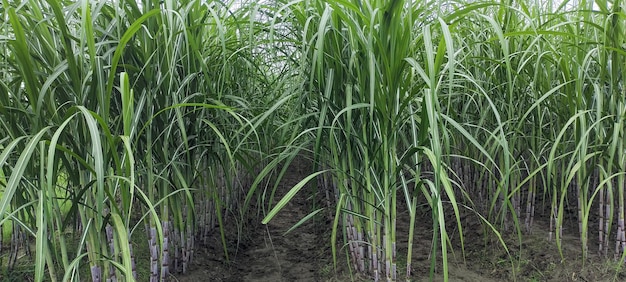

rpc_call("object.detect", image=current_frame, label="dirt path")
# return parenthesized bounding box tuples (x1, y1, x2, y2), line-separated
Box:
(174, 157, 324, 282)
(236, 158, 320, 281)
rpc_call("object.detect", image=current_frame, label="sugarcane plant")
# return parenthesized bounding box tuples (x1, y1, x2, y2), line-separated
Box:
(262, 0, 626, 281)
(260, 0, 480, 280)
(1, 0, 626, 281)
(0, 0, 272, 281)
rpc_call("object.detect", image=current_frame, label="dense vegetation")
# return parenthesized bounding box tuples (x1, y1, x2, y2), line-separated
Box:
(0, 0, 624, 281)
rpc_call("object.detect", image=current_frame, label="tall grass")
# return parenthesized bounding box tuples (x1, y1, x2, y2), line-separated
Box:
(0, 0, 625, 281)
(269, 1, 468, 280)
(263, 0, 625, 280)
(0, 0, 271, 281)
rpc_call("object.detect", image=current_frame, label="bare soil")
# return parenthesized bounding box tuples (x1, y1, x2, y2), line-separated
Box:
(172, 159, 626, 282)
(172, 157, 329, 282)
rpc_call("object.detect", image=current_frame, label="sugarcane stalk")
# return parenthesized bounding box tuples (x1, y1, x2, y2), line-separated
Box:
(105, 224, 117, 282)
(91, 265, 102, 282)
(9, 223, 19, 269)
(600, 176, 605, 255)
(184, 226, 193, 273)
(524, 172, 535, 233)
(617, 163, 626, 258)
(149, 226, 159, 282)
(357, 229, 365, 272)
(173, 227, 181, 273)
(161, 220, 171, 279)
(129, 243, 137, 280)
(406, 196, 417, 280)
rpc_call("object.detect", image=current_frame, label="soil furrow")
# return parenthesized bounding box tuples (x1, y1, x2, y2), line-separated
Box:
(174, 157, 323, 282)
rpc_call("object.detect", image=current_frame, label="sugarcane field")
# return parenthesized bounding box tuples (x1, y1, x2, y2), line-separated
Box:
(0, 0, 625, 281)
